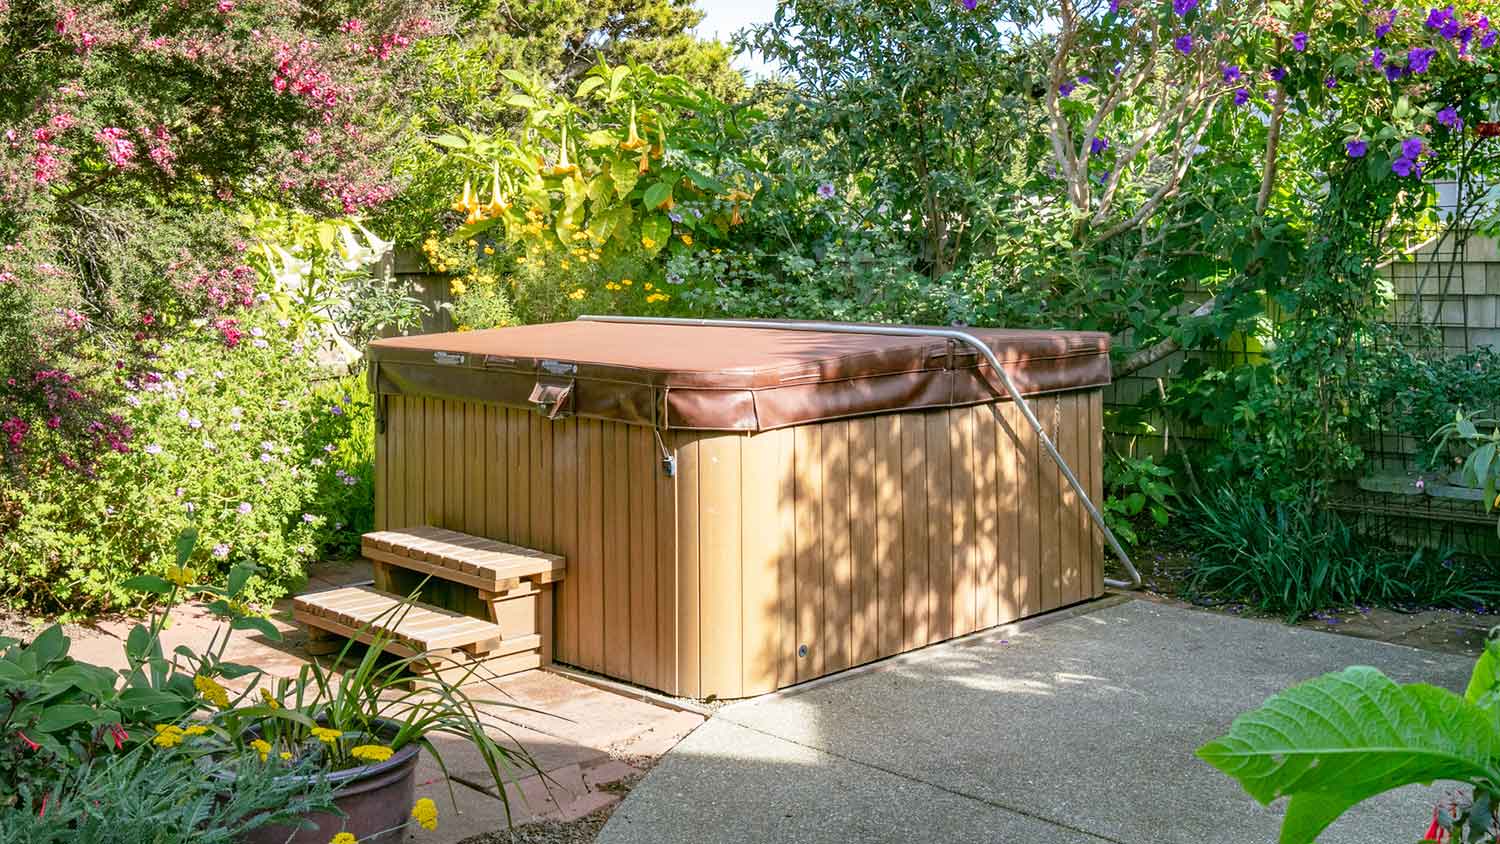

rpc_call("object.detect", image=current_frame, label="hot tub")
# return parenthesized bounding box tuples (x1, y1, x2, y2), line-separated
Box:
(367, 319, 1111, 699)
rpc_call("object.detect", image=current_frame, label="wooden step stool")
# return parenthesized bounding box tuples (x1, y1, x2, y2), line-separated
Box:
(293, 526, 565, 680)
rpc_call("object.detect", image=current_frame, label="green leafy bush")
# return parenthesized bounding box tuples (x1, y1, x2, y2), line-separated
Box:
(1183, 485, 1500, 620)
(1200, 628, 1500, 844)
(0, 310, 370, 614)
(1101, 454, 1177, 548)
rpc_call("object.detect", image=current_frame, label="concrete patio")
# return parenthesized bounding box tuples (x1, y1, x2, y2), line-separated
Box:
(598, 598, 1475, 844)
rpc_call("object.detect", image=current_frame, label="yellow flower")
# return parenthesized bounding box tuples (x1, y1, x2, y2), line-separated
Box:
(449, 278, 468, 297)
(646, 293, 671, 304)
(560, 260, 570, 270)
(411, 797, 438, 831)
(621, 278, 633, 286)
(457, 324, 472, 332)
(183, 725, 209, 737)
(483, 245, 494, 255)
(644, 282, 654, 290)
(568, 288, 586, 301)
(194, 674, 230, 709)
(330, 834, 358, 844)
(152, 724, 184, 748)
(641, 236, 656, 249)
(466, 239, 477, 247)
(251, 738, 272, 762)
(279, 751, 293, 762)
(680, 234, 693, 246)
(311, 727, 343, 744)
(165, 565, 193, 588)
(350, 745, 394, 764)
(258, 688, 279, 710)
(517, 256, 529, 264)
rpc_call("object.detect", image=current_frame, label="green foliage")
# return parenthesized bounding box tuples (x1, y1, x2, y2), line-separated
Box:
(1201, 630, 1500, 844)
(1432, 410, 1500, 537)
(1391, 350, 1500, 469)
(377, 0, 744, 247)
(1183, 486, 1500, 620)
(1101, 454, 1176, 548)
(0, 312, 371, 614)
(0, 749, 337, 844)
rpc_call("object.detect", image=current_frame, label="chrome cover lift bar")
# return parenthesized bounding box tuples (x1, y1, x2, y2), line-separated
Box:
(578, 315, 1141, 591)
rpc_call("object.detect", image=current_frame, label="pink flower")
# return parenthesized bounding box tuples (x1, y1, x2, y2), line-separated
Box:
(94, 127, 137, 168)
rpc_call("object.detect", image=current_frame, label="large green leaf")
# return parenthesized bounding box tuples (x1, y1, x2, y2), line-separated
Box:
(1198, 667, 1500, 844)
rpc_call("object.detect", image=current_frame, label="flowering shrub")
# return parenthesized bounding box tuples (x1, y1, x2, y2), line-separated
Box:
(0, 309, 367, 613)
(0, 0, 445, 473)
(421, 59, 762, 325)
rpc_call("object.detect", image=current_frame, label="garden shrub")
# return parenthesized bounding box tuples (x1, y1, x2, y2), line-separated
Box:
(1183, 485, 1500, 620)
(0, 309, 372, 614)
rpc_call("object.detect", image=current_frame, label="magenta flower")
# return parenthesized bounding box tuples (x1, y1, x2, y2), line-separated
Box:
(1173, 34, 1193, 54)
(1345, 140, 1368, 158)
(1291, 31, 1308, 51)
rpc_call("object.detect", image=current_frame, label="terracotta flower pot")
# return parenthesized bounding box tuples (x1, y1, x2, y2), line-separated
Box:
(238, 720, 422, 844)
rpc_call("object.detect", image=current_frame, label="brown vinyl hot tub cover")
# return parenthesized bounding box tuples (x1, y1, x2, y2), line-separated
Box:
(369, 320, 1110, 432)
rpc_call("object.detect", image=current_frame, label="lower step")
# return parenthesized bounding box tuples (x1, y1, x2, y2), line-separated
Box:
(293, 584, 539, 661)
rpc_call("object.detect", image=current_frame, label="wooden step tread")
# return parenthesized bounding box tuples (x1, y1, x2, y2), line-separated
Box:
(363, 527, 565, 590)
(293, 584, 531, 654)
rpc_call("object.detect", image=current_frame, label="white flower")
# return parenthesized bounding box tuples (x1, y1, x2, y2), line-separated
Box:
(265, 244, 312, 294)
(229, 422, 241, 432)
(230, 407, 243, 417)
(202, 440, 216, 451)
(253, 339, 268, 349)
(212, 543, 230, 559)
(176, 408, 190, 421)
(250, 326, 265, 338)
(260, 453, 273, 463)
(237, 502, 252, 515)
(144, 444, 163, 455)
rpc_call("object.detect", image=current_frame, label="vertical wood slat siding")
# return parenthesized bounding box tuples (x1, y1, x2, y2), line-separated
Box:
(373, 389, 1103, 700)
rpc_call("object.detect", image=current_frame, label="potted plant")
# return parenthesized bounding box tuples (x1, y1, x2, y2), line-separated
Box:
(3, 528, 540, 843)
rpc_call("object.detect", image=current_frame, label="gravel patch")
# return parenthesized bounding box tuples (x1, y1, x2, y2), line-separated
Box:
(459, 775, 643, 844)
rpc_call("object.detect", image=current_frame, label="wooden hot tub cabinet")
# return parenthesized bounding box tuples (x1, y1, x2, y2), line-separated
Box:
(369, 320, 1109, 699)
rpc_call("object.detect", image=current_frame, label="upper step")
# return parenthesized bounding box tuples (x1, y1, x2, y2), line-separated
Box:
(362, 526, 565, 591)
(292, 583, 539, 658)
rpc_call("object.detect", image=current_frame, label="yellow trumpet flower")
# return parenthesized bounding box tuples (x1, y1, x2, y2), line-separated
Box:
(620, 103, 649, 152)
(484, 160, 509, 216)
(548, 123, 579, 177)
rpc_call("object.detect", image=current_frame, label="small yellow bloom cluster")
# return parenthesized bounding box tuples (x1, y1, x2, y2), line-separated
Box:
(311, 727, 343, 744)
(153, 724, 185, 748)
(251, 738, 272, 762)
(641, 236, 657, 249)
(350, 744, 394, 764)
(183, 725, 209, 737)
(680, 234, 693, 246)
(165, 564, 193, 588)
(421, 233, 448, 273)
(450, 278, 468, 297)
(568, 288, 586, 301)
(330, 833, 358, 844)
(259, 688, 279, 710)
(411, 797, 439, 831)
(194, 674, 230, 709)
(646, 293, 671, 304)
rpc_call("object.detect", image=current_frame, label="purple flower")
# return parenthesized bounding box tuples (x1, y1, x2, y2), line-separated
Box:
(1441, 19, 1460, 39)
(1233, 88, 1250, 106)
(1172, 0, 1197, 15)
(1058, 81, 1076, 97)
(816, 182, 836, 200)
(1324, 75, 1337, 88)
(144, 443, 163, 455)
(1401, 136, 1425, 159)
(213, 543, 230, 559)
(1438, 106, 1462, 130)
(1089, 136, 1109, 155)
(1371, 48, 1384, 67)
(1076, 75, 1091, 85)
(1425, 6, 1452, 28)
(1270, 66, 1287, 81)
(329, 404, 343, 416)
(1376, 9, 1396, 39)
(1345, 139, 1368, 158)
(1109, 0, 1121, 13)
(1173, 34, 1194, 55)
(1383, 61, 1405, 81)
(1292, 31, 1308, 51)
(302, 513, 316, 523)
(1483, 30, 1498, 49)
(962, 0, 977, 9)
(237, 501, 253, 515)
(1221, 63, 1241, 83)
(1408, 46, 1437, 73)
